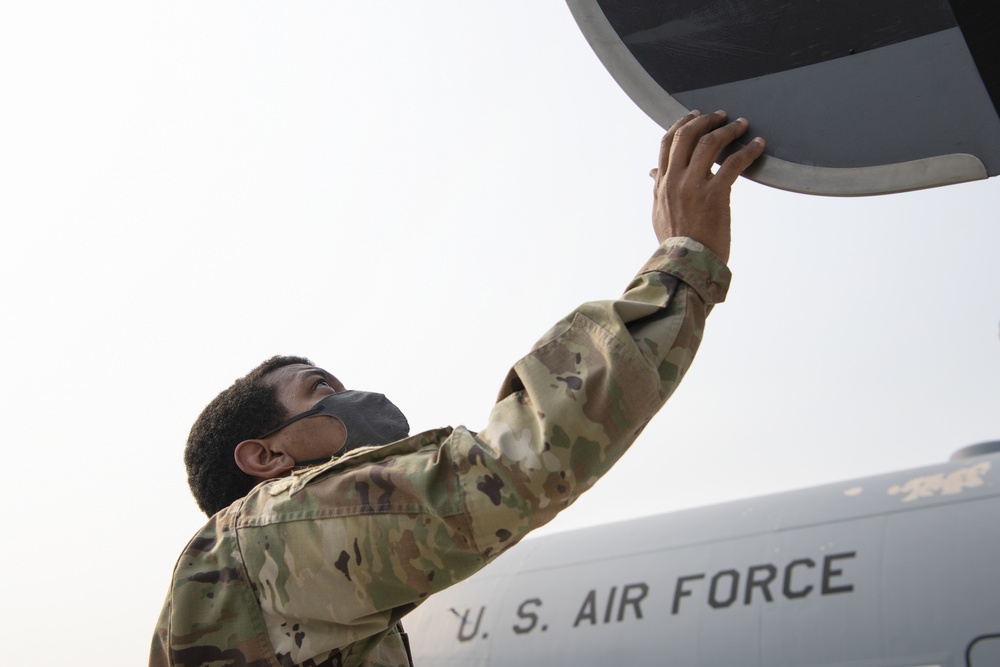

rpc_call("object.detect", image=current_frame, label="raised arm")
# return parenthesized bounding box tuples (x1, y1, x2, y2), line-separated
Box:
(459, 111, 765, 556)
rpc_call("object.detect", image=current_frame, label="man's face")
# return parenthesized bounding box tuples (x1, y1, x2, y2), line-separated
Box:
(263, 363, 349, 463)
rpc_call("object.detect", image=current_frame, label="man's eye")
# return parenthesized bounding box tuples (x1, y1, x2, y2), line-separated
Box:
(315, 379, 330, 389)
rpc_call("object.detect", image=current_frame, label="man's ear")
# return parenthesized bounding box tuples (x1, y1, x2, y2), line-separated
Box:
(234, 439, 295, 480)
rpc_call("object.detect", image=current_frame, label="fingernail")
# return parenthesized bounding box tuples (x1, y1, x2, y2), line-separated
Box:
(713, 110, 727, 117)
(689, 109, 701, 116)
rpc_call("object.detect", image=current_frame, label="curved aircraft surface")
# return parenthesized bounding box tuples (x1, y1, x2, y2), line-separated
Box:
(566, 0, 1000, 195)
(407, 445, 1000, 666)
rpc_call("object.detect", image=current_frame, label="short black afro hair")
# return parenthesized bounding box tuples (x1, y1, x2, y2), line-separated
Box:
(184, 355, 311, 516)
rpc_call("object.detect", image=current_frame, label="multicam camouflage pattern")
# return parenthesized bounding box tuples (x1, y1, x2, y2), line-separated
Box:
(150, 238, 730, 667)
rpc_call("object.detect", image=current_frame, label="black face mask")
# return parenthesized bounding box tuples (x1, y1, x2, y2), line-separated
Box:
(257, 391, 410, 465)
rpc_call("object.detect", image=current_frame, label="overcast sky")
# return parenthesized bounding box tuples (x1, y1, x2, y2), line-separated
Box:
(1, 3, 997, 664)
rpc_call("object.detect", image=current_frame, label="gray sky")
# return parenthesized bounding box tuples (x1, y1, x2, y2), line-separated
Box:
(1, 3, 997, 664)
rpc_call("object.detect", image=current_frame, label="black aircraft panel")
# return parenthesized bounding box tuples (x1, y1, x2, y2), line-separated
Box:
(950, 0, 1000, 115)
(598, 0, 959, 92)
(568, 0, 1000, 195)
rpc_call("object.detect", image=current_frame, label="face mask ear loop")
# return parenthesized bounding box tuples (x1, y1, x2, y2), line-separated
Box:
(291, 456, 335, 469)
(291, 438, 353, 469)
(256, 404, 325, 440)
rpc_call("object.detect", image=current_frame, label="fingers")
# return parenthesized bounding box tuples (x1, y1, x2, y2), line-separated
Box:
(654, 109, 765, 185)
(714, 136, 766, 187)
(666, 110, 729, 178)
(688, 115, 751, 176)
(671, 110, 765, 183)
(657, 110, 701, 178)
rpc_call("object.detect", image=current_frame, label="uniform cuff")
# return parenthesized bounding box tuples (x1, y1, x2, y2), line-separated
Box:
(637, 237, 732, 305)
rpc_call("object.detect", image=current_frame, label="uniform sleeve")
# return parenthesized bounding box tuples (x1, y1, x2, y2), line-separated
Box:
(233, 238, 730, 666)
(455, 236, 730, 559)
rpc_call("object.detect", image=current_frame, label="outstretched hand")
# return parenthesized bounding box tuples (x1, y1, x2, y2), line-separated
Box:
(649, 110, 765, 264)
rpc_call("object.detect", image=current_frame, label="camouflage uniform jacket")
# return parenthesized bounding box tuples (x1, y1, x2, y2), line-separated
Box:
(150, 238, 730, 667)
